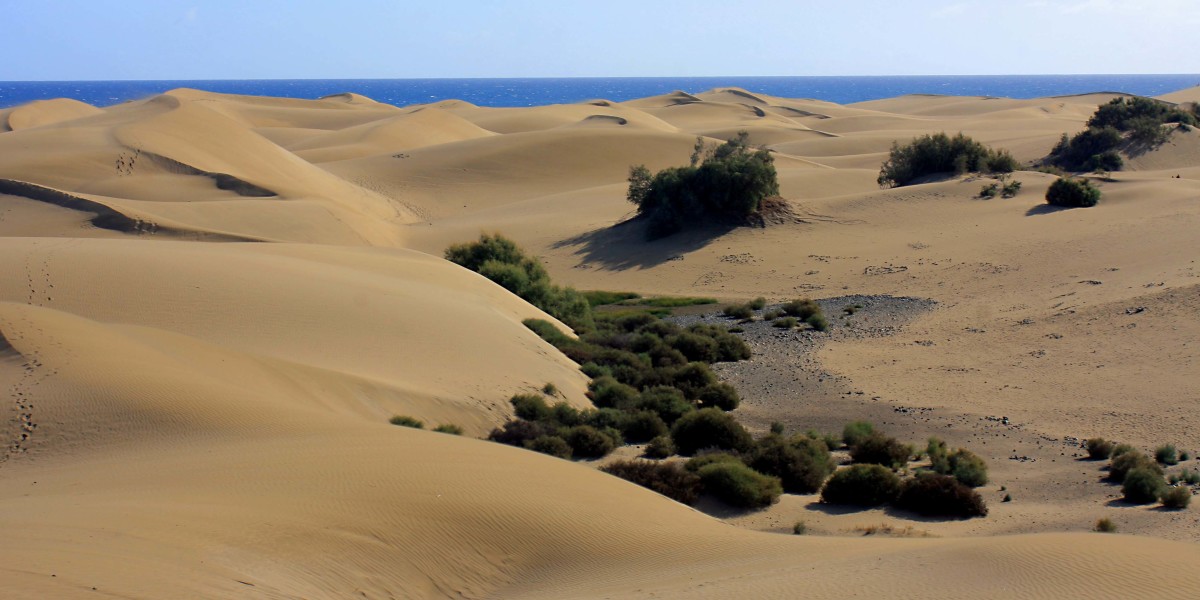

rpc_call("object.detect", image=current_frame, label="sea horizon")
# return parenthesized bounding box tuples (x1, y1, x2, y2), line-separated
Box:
(2, 74, 1198, 110)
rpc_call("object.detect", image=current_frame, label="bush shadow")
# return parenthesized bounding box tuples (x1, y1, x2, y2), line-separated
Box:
(551, 217, 739, 271)
(1025, 203, 1074, 216)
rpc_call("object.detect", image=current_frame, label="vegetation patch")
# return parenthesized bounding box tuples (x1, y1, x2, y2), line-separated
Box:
(696, 461, 783, 509)
(1046, 96, 1198, 171)
(1045, 177, 1101, 208)
(895, 472, 988, 518)
(821, 464, 901, 507)
(389, 415, 424, 429)
(602, 460, 702, 505)
(877, 132, 1017, 188)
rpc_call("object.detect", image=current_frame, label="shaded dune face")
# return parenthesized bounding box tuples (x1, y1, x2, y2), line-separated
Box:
(1, 86, 1199, 599)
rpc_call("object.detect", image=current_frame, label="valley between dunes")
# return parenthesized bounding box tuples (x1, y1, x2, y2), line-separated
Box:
(1, 85, 1199, 598)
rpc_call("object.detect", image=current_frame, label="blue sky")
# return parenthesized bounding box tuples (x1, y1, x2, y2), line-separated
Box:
(3, 0, 1197, 80)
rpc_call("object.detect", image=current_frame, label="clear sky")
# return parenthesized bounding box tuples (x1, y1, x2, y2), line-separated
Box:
(3, 0, 1197, 80)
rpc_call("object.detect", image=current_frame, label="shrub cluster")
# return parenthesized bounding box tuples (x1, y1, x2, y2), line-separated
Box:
(627, 132, 780, 239)
(446, 234, 594, 332)
(849, 432, 912, 469)
(1085, 437, 1115, 460)
(489, 394, 625, 460)
(877, 132, 1017, 188)
(821, 464, 901, 506)
(1045, 177, 1100, 208)
(895, 472, 989, 518)
(927, 438, 988, 487)
(696, 461, 783, 509)
(1046, 96, 1197, 171)
(602, 460, 702, 505)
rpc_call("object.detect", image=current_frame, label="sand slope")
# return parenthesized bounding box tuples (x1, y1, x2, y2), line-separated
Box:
(2, 85, 1199, 598)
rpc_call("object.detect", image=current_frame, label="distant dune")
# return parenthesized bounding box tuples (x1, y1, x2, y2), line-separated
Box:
(2, 84, 1199, 599)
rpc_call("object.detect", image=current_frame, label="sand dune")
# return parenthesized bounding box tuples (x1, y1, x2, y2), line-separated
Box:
(2, 85, 1199, 598)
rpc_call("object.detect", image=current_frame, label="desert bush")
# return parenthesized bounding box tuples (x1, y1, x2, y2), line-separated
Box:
(842, 421, 875, 449)
(1181, 450, 1192, 462)
(1122, 466, 1167, 504)
(749, 297, 767, 310)
(389, 415, 424, 429)
(927, 437, 949, 472)
(684, 451, 743, 473)
(1155, 444, 1179, 466)
(1045, 177, 1100, 208)
(1047, 127, 1124, 172)
(1160, 486, 1192, 510)
(697, 382, 740, 411)
(878, 132, 1016, 187)
(620, 410, 669, 443)
(685, 323, 751, 362)
(895, 472, 988, 518)
(433, 424, 463, 435)
(671, 408, 754, 456)
(946, 449, 989, 487)
(1109, 450, 1162, 483)
(1095, 517, 1117, 533)
(550, 402, 583, 427)
(587, 376, 640, 410)
(602, 460, 702, 505)
(488, 419, 553, 447)
(525, 435, 573, 459)
(821, 464, 901, 506)
(850, 432, 912, 469)
(806, 313, 829, 332)
(664, 362, 719, 399)
(563, 425, 618, 459)
(723, 304, 754, 320)
(1110, 443, 1136, 459)
(979, 183, 999, 198)
(696, 461, 783, 509)
(628, 132, 780, 239)
(667, 331, 719, 363)
(511, 393, 552, 422)
(645, 434, 676, 458)
(773, 316, 799, 329)
(793, 521, 807, 535)
(636, 386, 695, 425)
(782, 298, 821, 320)
(1001, 180, 1022, 198)
(749, 435, 835, 494)
(763, 309, 784, 320)
(1085, 438, 1115, 460)
(542, 382, 558, 395)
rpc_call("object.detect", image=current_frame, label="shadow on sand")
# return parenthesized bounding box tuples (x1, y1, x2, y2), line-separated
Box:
(551, 217, 739, 271)
(1025, 203, 1075, 216)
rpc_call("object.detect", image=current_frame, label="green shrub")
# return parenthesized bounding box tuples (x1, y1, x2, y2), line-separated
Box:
(697, 383, 740, 411)
(684, 451, 743, 473)
(792, 521, 807, 535)
(821, 464, 901, 506)
(850, 432, 912, 469)
(782, 298, 821, 319)
(489, 419, 553, 447)
(628, 132, 781, 239)
(1155, 444, 1179, 466)
(433, 424, 463, 435)
(550, 402, 583, 427)
(878, 132, 1016, 187)
(667, 331, 719, 362)
(671, 408, 754, 456)
(563, 425, 617, 459)
(763, 309, 784, 320)
(511, 393, 552, 422)
(1110, 443, 1136, 459)
(621, 410, 669, 443)
(842, 421, 875, 449)
(946, 449, 988, 488)
(685, 323, 751, 362)
(697, 461, 782, 509)
(587, 376, 639, 410)
(1095, 517, 1117, 533)
(542, 382, 558, 396)
(805, 313, 829, 332)
(1045, 177, 1100, 208)
(770, 422, 786, 435)
(525, 435, 573, 459)
(1122, 466, 1167, 504)
(602, 460, 702, 505)
(895, 472, 988, 518)
(749, 435, 835, 494)
(1109, 450, 1162, 483)
(582, 290, 640, 307)
(723, 304, 754, 320)
(636, 386, 695, 425)
(979, 183, 999, 198)
(644, 434, 676, 459)
(1160, 486, 1191, 510)
(927, 437, 949, 472)
(1085, 438, 1115, 460)
(1181, 450, 1192, 462)
(749, 297, 767, 310)
(1001, 180, 1022, 198)
(389, 415, 424, 429)
(773, 316, 798, 329)
(447, 234, 594, 332)
(1047, 127, 1124, 172)
(664, 362, 719, 400)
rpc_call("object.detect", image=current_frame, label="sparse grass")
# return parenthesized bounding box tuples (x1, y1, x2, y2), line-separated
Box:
(773, 316, 799, 329)
(853, 523, 932, 538)
(748, 297, 767, 310)
(792, 521, 807, 535)
(389, 415, 424, 429)
(1094, 517, 1117, 533)
(432, 424, 463, 435)
(583, 290, 640, 307)
(542, 382, 558, 396)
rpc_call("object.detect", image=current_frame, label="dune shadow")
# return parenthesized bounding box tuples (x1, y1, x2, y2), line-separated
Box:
(551, 217, 739, 271)
(691, 495, 776, 519)
(1025, 203, 1073, 216)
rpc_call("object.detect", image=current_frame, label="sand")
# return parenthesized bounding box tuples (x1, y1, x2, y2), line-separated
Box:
(1, 85, 1198, 598)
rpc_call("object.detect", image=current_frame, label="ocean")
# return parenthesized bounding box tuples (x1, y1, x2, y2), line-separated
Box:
(1, 75, 1198, 110)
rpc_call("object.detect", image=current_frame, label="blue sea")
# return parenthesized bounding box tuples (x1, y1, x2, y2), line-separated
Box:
(1, 75, 1198, 110)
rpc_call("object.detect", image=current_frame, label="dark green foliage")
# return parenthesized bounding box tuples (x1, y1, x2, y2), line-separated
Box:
(842, 421, 874, 449)
(696, 461, 782, 509)
(895, 472, 988, 518)
(1109, 450, 1162, 483)
(685, 324, 751, 362)
(1001, 180, 1022, 198)
(1161, 486, 1191, 509)
(927, 437, 949, 472)
(667, 331, 719, 362)
(878, 132, 1017, 188)
(1155, 444, 1179, 466)
(793, 521, 807, 535)
(684, 451, 743, 473)
(620, 410, 669, 443)
(806, 313, 829, 332)
(432, 424, 463, 435)
(1110, 443, 1136, 459)
(664, 362, 719, 400)
(636, 386, 695, 425)
(587, 376, 640, 410)
(1085, 438, 1115, 460)
(821, 464, 902, 506)
(645, 434, 676, 459)
(723, 304, 754, 320)
(511, 393, 552, 422)
(671, 408, 753, 456)
(946, 449, 988, 487)
(602, 460, 702, 505)
(563, 425, 618, 459)
(541, 382, 558, 396)
(389, 415, 424, 429)
(550, 402, 584, 427)
(697, 382, 740, 411)
(1045, 177, 1100, 208)
(1122, 467, 1167, 504)
(850, 433, 912, 469)
(770, 421, 786, 435)
(583, 290, 640, 307)
(526, 435, 573, 459)
(1087, 96, 1197, 130)
(634, 296, 720, 308)
(488, 419, 553, 447)
(979, 183, 999, 198)
(1048, 128, 1124, 172)
(1047, 96, 1195, 171)
(782, 298, 821, 319)
(773, 317, 798, 329)
(628, 132, 781, 239)
(447, 234, 594, 332)
(749, 435, 835, 494)
(1181, 450, 1192, 462)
